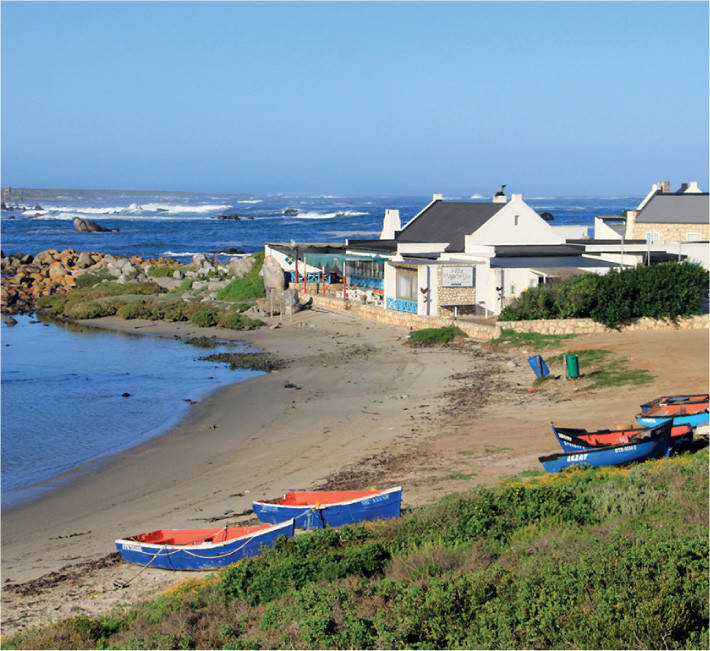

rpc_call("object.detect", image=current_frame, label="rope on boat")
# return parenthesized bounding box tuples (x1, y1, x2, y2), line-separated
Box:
(115, 530, 258, 587)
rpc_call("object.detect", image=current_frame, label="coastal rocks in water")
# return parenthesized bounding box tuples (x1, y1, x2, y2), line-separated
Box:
(2, 315, 18, 326)
(74, 218, 119, 233)
(217, 214, 240, 220)
(261, 255, 286, 292)
(0, 249, 179, 315)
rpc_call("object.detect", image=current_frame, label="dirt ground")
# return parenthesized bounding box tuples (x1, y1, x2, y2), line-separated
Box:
(2, 315, 708, 638)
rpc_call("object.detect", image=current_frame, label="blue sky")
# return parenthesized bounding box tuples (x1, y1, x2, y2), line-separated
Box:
(1, 1, 708, 196)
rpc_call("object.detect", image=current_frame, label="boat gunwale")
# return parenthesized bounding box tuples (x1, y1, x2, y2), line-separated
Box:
(115, 519, 294, 551)
(254, 486, 402, 510)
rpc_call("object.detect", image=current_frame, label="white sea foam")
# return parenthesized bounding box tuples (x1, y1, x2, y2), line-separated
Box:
(294, 210, 368, 220)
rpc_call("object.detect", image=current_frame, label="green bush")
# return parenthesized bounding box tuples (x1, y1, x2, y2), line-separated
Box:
(218, 311, 262, 330)
(116, 301, 157, 320)
(216, 253, 266, 302)
(189, 307, 221, 328)
(500, 262, 708, 327)
(147, 264, 192, 278)
(591, 261, 708, 328)
(407, 325, 467, 345)
(74, 269, 113, 288)
(63, 300, 118, 320)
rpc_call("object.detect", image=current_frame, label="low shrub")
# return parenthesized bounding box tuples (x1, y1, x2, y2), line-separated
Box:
(74, 269, 113, 288)
(147, 265, 192, 278)
(116, 301, 157, 320)
(219, 311, 262, 330)
(407, 325, 467, 345)
(216, 253, 266, 302)
(189, 307, 221, 328)
(64, 300, 118, 320)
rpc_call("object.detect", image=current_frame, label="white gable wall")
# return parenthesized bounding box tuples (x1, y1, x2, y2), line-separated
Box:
(465, 195, 566, 249)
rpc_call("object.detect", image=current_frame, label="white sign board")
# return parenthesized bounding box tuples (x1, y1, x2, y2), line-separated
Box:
(442, 266, 474, 287)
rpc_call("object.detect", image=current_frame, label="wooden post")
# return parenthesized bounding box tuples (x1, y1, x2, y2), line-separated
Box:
(343, 260, 347, 298)
(322, 265, 326, 296)
(303, 255, 307, 293)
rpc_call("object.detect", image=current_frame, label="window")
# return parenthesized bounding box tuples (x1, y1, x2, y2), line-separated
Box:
(396, 269, 417, 299)
(687, 232, 702, 242)
(514, 215, 520, 226)
(646, 232, 660, 243)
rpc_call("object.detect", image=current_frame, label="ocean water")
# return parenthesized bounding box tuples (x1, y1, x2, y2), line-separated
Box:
(0, 190, 641, 508)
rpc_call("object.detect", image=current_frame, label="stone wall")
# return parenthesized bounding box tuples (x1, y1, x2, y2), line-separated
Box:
(310, 292, 709, 340)
(497, 314, 709, 335)
(632, 222, 709, 242)
(311, 294, 499, 340)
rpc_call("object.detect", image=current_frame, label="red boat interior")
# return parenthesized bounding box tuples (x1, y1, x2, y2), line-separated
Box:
(268, 489, 383, 506)
(127, 524, 272, 546)
(641, 394, 709, 409)
(578, 424, 691, 446)
(641, 401, 708, 417)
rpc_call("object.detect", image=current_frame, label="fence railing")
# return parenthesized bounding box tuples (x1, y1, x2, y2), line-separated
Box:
(386, 297, 418, 314)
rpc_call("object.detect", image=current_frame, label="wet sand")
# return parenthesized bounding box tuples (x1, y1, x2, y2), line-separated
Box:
(2, 308, 707, 635)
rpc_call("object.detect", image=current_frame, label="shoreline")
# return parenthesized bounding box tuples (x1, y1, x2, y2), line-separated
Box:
(2, 310, 708, 635)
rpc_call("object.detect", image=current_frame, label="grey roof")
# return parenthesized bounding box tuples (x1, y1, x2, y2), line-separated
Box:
(396, 200, 504, 252)
(635, 193, 709, 224)
(494, 244, 584, 257)
(345, 239, 398, 254)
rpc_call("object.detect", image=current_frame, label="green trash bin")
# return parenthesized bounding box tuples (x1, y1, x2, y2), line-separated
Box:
(566, 354, 580, 379)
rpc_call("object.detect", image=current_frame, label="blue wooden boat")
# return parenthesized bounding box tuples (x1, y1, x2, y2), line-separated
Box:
(639, 393, 708, 411)
(636, 398, 709, 429)
(253, 486, 402, 529)
(552, 420, 691, 454)
(115, 519, 295, 570)
(539, 423, 672, 473)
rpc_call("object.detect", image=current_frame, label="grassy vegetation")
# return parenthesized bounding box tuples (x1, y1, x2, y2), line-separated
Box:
(216, 252, 266, 302)
(492, 328, 577, 351)
(6, 450, 707, 650)
(406, 325, 468, 345)
(35, 278, 264, 331)
(547, 349, 655, 390)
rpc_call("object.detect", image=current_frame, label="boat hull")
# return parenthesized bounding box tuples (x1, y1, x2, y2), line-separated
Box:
(636, 410, 709, 429)
(115, 519, 295, 571)
(552, 421, 690, 454)
(253, 486, 402, 529)
(539, 427, 672, 473)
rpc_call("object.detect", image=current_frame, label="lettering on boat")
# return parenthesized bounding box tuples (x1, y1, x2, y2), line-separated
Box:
(615, 445, 637, 453)
(568, 453, 588, 462)
(121, 542, 140, 551)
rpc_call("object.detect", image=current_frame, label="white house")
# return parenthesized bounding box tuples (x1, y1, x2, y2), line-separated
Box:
(347, 190, 614, 317)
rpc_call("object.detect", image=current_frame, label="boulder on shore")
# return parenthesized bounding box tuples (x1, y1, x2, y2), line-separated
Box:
(73, 218, 119, 233)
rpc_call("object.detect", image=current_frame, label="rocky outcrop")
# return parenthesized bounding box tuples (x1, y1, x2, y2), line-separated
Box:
(73, 218, 119, 233)
(0, 249, 179, 315)
(261, 255, 286, 292)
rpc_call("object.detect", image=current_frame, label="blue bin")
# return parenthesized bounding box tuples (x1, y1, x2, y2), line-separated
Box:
(528, 355, 550, 379)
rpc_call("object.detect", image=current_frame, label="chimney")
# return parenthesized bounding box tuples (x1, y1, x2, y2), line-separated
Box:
(493, 185, 507, 203)
(686, 181, 702, 193)
(677, 183, 689, 194)
(659, 181, 670, 194)
(432, 193, 443, 201)
(380, 209, 401, 240)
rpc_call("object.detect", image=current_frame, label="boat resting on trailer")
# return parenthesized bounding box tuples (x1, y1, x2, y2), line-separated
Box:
(253, 486, 402, 529)
(551, 421, 692, 454)
(115, 519, 295, 570)
(539, 421, 672, 474)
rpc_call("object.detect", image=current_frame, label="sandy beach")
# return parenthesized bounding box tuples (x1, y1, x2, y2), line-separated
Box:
(2, 307, 708, 636)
